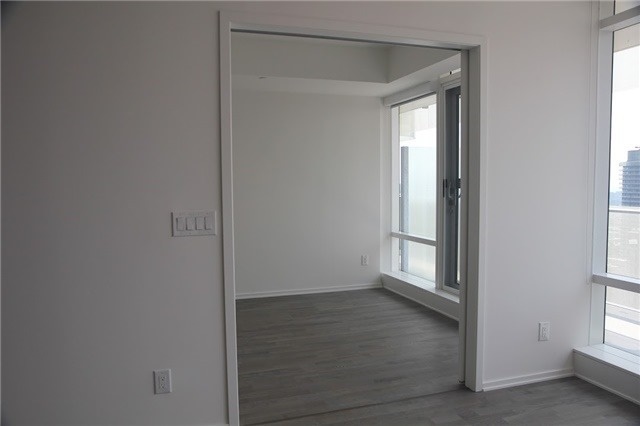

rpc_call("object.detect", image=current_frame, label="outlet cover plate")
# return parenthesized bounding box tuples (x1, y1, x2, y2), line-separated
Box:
(154, 369, 172, 394)
(538, 322, 550, 341)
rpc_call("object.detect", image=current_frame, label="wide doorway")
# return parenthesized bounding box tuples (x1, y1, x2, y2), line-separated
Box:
(220, 14, 485, 425)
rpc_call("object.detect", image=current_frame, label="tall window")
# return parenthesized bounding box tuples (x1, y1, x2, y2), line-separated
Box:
(605, 22, 640, 355)
(390, 77, 462, 294)
(593, 2, 640, 357)
(394, 95, 438, 282)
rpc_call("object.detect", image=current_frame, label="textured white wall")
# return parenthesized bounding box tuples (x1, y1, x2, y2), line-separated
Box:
(232, 90, 382, 296)
(2, 1, 594, 425)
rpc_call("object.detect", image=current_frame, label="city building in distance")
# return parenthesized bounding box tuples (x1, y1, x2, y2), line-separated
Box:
(621, 148, 640, 207)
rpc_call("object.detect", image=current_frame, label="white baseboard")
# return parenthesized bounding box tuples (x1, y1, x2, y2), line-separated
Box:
(235, 282, 382, 299)
(482, 368, 574, 391)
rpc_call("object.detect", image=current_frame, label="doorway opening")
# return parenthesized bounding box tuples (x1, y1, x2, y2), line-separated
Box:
(220, 12, 486, 425)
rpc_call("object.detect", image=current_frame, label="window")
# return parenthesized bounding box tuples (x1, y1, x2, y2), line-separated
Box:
(393, 94, 438, 283)
(608, 24, 640, 280)
(604, 22, 640, 354)
(390, 77, 463, 294)
(592, 3, 640, 357)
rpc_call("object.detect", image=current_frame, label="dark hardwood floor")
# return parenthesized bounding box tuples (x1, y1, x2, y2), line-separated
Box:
(236, 288, 640, 426)
(237, 288, 459, 425)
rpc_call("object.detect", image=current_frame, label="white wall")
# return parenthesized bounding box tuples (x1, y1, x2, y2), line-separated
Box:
(2, 1, 594, 425)
(232, 34, 389, 83)
(227, 0, 593, 387)
(387, 45, 458, 81)
(232, 34, 458, 84)
(232, 90, 382, 297)
(2, 3, 226, 425)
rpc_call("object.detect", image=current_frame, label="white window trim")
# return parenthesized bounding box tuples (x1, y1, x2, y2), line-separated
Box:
(438, 74, 463, 296)
(390, 231, 437, 247)
(600, 4, 640, 31)
(593, 272, 640, 293)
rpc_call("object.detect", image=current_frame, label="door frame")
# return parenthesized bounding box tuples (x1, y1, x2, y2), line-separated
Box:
(219, 10, 488, 425)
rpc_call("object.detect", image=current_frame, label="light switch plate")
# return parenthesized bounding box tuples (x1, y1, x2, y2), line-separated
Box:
(172, 211, 216, 237)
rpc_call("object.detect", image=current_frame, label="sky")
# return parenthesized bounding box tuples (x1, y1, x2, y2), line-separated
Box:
(610, 43, 640, 193)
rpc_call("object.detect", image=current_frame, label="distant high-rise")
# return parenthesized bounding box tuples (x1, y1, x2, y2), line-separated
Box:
(620, 148, 640, 207)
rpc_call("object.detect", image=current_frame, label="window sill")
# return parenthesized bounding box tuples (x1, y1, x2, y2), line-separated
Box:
(381, 272, 459, 320)
(573, 344, 640, 404)
(386, 271, 460, 302)
(574, 344, 640, 376)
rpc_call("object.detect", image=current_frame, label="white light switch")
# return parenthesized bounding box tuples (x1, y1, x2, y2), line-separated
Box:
(172, 211, 217, 237)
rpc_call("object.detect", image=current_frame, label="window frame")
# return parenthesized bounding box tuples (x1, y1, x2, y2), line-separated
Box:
(390, 93, 439, 283)
(590, 1, 640, 346)
(440, 79, 463, 293)
(389, 73, 463, 295)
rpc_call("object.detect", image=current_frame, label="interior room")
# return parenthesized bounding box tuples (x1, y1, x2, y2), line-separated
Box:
(231, 33, 463, 424)
(2, 1, 639, 426)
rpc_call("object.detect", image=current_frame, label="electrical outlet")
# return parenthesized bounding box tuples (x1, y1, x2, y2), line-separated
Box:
(361, 255, 369, 266)
(538, 322, 550, 341)
(154, 369, 172, 394)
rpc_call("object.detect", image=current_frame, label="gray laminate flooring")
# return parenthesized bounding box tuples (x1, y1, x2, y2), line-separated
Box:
(237, 288, 460, 425)
(237, 288, 640, 426)
(265, 377, 640, 425)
